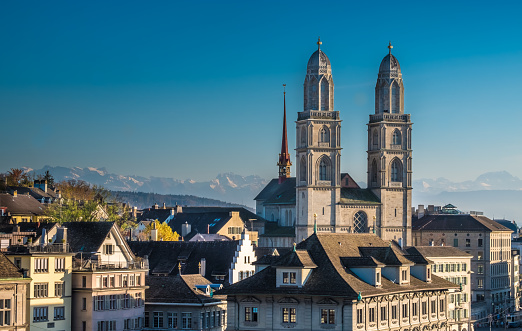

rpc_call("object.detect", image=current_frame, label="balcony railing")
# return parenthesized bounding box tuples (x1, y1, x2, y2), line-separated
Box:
(8, 243, 71, 254)
(73, 257, 145, 271)
(298, 110, 339, 121)
(370, 113, 410, 123)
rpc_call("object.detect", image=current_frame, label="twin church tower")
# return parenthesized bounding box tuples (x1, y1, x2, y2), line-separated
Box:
(256, 39, 412, 246)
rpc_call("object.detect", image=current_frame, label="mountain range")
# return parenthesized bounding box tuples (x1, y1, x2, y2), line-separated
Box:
(20, 166, 522, 220)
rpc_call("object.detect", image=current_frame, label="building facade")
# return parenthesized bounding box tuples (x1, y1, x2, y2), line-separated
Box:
(0, 252, 30, 330)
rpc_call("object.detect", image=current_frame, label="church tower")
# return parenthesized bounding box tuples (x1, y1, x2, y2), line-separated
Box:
(277, 85, 292, 184)
(367, 43, 413, 245)
(295, 39, 342, 242)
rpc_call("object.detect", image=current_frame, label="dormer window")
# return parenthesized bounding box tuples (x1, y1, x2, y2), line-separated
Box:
(283, 272, 296, 284)
(103, 244, 114, 255)
(376, 271, 381, 284)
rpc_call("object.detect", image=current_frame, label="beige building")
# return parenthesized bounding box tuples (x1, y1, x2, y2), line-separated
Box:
(412, 214, 514, 321)
(407, 246, 472, 331)
(256, 41, 413, 247)
(0, 252, 30, 330)
(6, 240, 74, 331)
(220, 233, 458, 331)
(64, 222, 148, 331)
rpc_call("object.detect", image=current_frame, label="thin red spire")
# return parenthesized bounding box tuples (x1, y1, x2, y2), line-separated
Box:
(278, 84, 292, 183)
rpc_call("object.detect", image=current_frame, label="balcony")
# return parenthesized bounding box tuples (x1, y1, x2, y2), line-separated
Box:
(370, 113, 410, 123)
(298, 110, 339, 121)
(73, 257, 146, 271)
(7, 243, 71, 254)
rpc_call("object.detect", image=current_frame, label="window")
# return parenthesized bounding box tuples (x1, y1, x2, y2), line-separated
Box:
(283, 272, 297, 284)
(103, 244, 114, 255)
(320, 309, 335, 324)
(0, 299, 11, 326)
(380, 306, 387, 320)
(478, 251, 483, 260)
(54, 282, 64, 297)
(109, 295, 117, 310)
(54, 306, 65, 320)
(466, 239, 470, 247)
(13, 257, 21, 269)
(34, 258, 48, 273)
(412, 302, 418, 316)
(34, 283, 48, 298)
(439, 299, 445, 313)
(353, 211, 367, 234)
(299, 157, 307, 182)
(82, 298, 87, 310)
(402, 303, 408, 318)
(182, 313, 192, 329)
(245, 307, 258, 322)
(391, 305, 397, 319)
(357, 308, 364, 324)
(319, 126, 329, 143)
(82, 276, 87, 288)
(478, 278, 484, 289)
(438, 264, 443, 272)
(431, 300, 436, 314)
(282, 308, 296, 323)
(462, 263, 467, 271)
(123, 275, 128, 287)
(478, 264, 484, 275)
(422, 302, 427, 315)
(376, 271, 381, 283)
(392, 130, 401, 145)
(167, 312, 178, 328)
(97, 321, 116, 331)
(153, 312, 164, 328)
(55, 258, 65, 272)
(372, 130, 378, 147)
(368, 307, 375, 323)
(401, 269, 407, 282)
(478, 238, 483, 247)
(453, 239, 458, 247)
(33, 306, 48, 322)
(371, 160, 378, 185)
(319, 157, 330, 181)
(391, 160, 402, 182)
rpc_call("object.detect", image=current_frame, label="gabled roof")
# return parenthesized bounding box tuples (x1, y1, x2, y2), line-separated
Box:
(340, 256, 384, 268)
(0, 222, 57, 237)
(493, 220, 518, 233)
(358, 246, 413, 266)
(146, 274, 224, 304)
(137, 208, 173, 223)
(8, 186, 54, 202)
(412, 214, 512, 232)
(0, 251, 24, 279)
(255, 178, 296, 205)
(272, 250, 317, 268)
(62, 221, 115, 254)
(340, 188, 380, 205)
(129, 240, 240, 285)
(219, 233, 457, 299)
(0, 193, 46, 216)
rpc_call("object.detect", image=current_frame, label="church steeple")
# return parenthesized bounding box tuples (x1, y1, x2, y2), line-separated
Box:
(278, 84, 292, 184)
(304, 38, 334, 111)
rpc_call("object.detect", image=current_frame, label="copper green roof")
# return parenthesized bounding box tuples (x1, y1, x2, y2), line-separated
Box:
(340, 188, 380, 205)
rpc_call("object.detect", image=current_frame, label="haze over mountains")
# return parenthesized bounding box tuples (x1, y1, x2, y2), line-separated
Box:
(19, 166, 522, 220)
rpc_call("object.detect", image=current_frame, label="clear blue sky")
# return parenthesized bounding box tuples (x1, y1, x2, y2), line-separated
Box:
(1, 0, 521, 183)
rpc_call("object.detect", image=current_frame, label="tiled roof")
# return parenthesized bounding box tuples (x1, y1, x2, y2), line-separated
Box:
(0, 251, 23, 279)
(0, 193, 46, 216)
(412, 214, 513, 232)
(62, 222, 115, 254)
(272, 250, 317, 268)
(129, 240, 240, 285)
(8, 186, 54, 202)
(146, 274, 224, 304)
(406, 246, 473, 258)
(0, 222, 57, 237)
(137, 208, 173, 223)
(255, 178, 296, 205)
(493, 220, 518, 233)
(218, 233, 458, 299)
(340, 188, 380, 205)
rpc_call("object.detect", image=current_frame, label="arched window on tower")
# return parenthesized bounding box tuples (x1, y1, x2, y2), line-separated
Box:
(391, 159, 402, 182)
(372, 130, 378, 149)
(310, 77, 318, 110)
(321, 79, 329, 110)
(392, 129, 401, 146)
(353, 211, 367, 233)
(391, 82, 400, 114)
(319, 126, 330, 144)
(371, 159, 378, 186)
(300, 127, 307, 147)
(318, 156, 331, 181)
(300, 156, 307, 183)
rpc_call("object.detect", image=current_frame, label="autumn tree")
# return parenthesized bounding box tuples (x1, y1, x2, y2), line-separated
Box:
(4, 168, 32, 187)
(145, 220, 179, 241)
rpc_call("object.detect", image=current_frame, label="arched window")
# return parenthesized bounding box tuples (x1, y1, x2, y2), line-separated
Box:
(300, 157, 306, 182)
(391, 159, 402, 182)
(310, 77, 318, 110)
(372, 130, 378, 148)
(371, 159, 378, 186)
(392, 129, 401, 145)
(321, 79, 329, 110)
(318, 156, 331, 181)
(300, 127, 307, 147)
(319, 126, 330, 143)
(391, 82, 400, 114)
(353, 211, 367, 233)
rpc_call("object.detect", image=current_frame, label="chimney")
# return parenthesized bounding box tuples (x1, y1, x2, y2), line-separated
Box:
(13, 190, 17, 197)
(150, 229, 158, 241)
(207, 224, 210, 234)
(56, 227, 67, 244)
(176, 205, 183, 214)
(200, 258, 206, 276)
(132, 206, 137, 218)
(170, 208, 175, 216)
(162, 203, 166, 209)
(153, 203, 159, 209)
(181, 222, 191, 238)
(418, 205, 425, 218)
(398, 238, 403, 249)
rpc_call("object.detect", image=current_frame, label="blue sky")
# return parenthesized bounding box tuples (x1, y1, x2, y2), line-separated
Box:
(1, 0, 521, 183)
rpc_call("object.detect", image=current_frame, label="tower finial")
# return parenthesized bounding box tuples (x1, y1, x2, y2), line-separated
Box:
(277, 84, 292, 184)
(317, 37, 322, 50)
(388, 41, 393, 55)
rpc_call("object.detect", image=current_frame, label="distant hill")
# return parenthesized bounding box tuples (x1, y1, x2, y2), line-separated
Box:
(110, 190, 249, 210)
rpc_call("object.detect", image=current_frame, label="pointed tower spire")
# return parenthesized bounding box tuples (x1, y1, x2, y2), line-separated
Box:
(278, 84, 292, 184)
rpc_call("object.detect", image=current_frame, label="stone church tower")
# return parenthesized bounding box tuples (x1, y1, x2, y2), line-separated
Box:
(295, 39, 342, 241)
(367, 43, 413, 245)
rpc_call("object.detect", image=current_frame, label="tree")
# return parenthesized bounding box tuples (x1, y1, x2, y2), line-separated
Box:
(5, 168, 32, 187)
(36, 170, 55, 186)
(145, 220, 179, 241)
